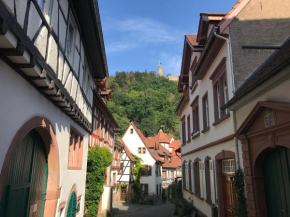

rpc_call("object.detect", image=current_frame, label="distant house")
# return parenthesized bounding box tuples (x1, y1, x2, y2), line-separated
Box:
(122, 122, 181, 199)
(113, 138, 136, 203)
(162, 140, 181, 186)
(122, 122, 163, 197)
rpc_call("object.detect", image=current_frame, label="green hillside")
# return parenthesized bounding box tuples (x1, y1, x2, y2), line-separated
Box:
(107, 71, 182, 138)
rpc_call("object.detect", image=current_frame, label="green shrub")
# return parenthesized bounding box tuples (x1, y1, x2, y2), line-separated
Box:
(131, 154, 144, 202)
(233, 169, 248, 217)
(85, 146, 112, 216)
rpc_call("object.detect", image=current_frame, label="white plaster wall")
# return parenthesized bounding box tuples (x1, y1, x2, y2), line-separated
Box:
(122, 125, 159, 194)
(182, 140, 236, 217)
(181, 44, 235, 155)
(0, 60, 88, 216)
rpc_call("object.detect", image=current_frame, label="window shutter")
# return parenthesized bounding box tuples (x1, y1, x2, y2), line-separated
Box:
(185, 163, 189, 190)
(209, 160, 216, 204)
(191, 162, 195, 193)
(199, 162, 203, 198)
(202, 161, 207, 199)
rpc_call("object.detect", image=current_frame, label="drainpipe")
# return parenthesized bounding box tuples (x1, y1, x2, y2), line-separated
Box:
(214, 31, 241, 169)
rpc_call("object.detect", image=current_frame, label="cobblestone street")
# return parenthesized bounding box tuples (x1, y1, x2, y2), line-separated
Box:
(112, 202, 174, 217)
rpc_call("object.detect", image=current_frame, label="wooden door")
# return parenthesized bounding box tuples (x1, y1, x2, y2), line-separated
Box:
(263, 147, 290, 217)
(120, 187, 127, 201)
(0, 130, 48, 217)
(222, 174, 235, 217)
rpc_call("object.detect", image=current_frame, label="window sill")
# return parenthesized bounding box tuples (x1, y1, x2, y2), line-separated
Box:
(191, 132, 200, 140)
(213, 113, 230, 126)
(68, 166, 82, 170)
(202, 127, 210, 133)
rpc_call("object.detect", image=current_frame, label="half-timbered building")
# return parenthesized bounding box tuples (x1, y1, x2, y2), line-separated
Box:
(90, 78, 119, 215)
(0, 0, 109, 216)
(176, 0, 290, 216)
(113, 138, 136, 203)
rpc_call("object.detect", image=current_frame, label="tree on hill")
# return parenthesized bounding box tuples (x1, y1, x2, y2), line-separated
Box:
(107, 71, 182, 138)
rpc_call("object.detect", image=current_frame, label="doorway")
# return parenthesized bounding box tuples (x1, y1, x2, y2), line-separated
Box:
(263, 147, 290, 217)
(222, 159, 235, 217)
(120, 186, 127, 201)
(0, 130, 48, 217)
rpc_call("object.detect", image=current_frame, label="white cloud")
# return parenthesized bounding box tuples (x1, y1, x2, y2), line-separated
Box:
(160, 53, 182, 76)
(103, 17, 183, 53)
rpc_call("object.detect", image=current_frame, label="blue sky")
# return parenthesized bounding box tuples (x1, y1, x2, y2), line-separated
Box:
(99, 0, 237, 76)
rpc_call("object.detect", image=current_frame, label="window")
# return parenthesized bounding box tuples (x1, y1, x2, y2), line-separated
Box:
(210, 58, 229, 123)
(156, 184, 158, 195)
(222, 159, 235, 174)
(194, 160, 200, 196)
(130, 129, 133, 134)
(192, 106, 199, 135)
(205, 158, 213, 204)
(141, 184, 148, 195)
(190, 162, 195, 194)
(138, 147, 146, 154)
(181, 117, 186, 145)
(202, 93, 210, 130)
(68, 129, 84, 170)
(141, 165, 152, 176)
(66, 14, 77, 64)
(187, 115, 191, 142)
(199, 161, 206, 199)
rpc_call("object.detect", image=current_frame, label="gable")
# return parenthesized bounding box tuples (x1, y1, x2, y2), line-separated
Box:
(236, 101, 290, 137)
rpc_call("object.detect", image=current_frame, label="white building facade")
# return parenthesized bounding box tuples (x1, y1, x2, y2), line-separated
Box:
(122, 123, 163, 196)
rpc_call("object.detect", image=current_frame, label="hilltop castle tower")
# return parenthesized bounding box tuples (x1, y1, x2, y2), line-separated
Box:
(158, 61, 163, 77)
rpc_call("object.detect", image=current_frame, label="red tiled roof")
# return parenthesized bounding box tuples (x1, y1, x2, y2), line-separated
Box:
(169, 140, 180, 152)
(117, 138, 136, 162)
(157, 130, 171, 143)
(185, 35, 198, 46)
(163, 155, 181, 169)
(128, 122, 165, 163)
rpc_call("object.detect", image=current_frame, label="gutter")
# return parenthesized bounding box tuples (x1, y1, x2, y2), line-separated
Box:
(213, 31, 240, 168)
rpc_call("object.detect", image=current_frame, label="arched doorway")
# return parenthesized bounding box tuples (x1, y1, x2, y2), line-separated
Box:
(0, 116, 60, 217)
(263, 147, 290, 217)
(0, 130, 48, 217)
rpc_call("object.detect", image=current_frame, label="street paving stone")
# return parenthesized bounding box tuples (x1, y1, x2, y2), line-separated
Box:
(112, 202, 174, 217)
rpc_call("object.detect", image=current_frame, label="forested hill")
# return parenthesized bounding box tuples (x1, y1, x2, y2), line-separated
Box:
(107, 71, 182, 138)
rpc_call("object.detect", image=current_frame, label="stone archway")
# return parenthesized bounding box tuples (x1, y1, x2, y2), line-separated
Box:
(0, 116, 60, 217)
(236, 101, 290, 217)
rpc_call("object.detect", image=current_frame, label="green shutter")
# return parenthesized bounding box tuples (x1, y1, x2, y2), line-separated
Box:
(66, 191, 77, 217)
